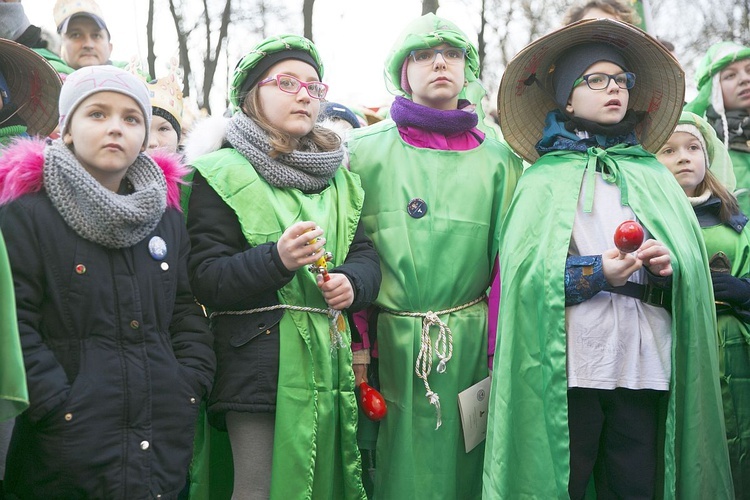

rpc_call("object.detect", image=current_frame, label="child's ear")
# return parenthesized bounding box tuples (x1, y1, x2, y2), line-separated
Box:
(63, 131, 74, 146)
(565, 101, 574, 115)
(464, 80, 468, 88)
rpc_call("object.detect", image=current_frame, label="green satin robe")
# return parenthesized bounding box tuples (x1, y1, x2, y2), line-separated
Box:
(189, 149, 366, 500)
(0, 230, 27, 421)
(701, 219, 750, 498)
(729, 149, 750, 218)
(348, 120, 521, 499)
(482, 145, 734, 499)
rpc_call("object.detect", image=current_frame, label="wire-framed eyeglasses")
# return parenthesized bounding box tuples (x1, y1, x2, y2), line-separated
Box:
(409, 47, 466, 66)
(573, 72, 636, 91)
(258, 74, 328, 99)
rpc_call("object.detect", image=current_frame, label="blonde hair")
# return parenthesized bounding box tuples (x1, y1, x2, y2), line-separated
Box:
(563, 0, 642, 26)
(241, 87, 341, 158)
(695, 169, 740, 222)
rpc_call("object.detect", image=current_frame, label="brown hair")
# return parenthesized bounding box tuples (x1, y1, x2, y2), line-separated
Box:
(563, 0, 642, 26)
(695, 169, 740, 223)
(240, 87, 341, 158)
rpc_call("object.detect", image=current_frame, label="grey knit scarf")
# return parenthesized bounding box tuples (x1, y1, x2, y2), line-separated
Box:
(225, 112, 344, 192)
(44, 139, 167, 248)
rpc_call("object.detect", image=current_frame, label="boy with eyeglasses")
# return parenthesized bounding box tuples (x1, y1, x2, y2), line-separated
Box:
(483, 19, 733, 499)
(347, 13, 521, 500)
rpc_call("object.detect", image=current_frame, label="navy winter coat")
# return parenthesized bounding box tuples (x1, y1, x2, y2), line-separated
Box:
(0, 181, 215, 499)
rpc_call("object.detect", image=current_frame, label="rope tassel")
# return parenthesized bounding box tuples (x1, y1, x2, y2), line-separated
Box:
(380, 294, 486, 430)
(426, 391, 442, 430)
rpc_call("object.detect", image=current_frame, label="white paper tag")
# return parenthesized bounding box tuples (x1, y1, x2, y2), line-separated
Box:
(457, 375, 491, 453)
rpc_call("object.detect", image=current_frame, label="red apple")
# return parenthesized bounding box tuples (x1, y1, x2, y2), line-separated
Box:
(614, 220, 644, 254)
(359, 382, 387, 421)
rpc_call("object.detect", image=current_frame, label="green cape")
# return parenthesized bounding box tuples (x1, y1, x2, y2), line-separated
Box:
(483, 145, 734, 498)
(0, 230, 27, 421)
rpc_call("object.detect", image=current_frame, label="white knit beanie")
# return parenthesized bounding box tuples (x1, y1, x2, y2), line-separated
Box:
(674, 123, 710, 169)
(59, 65, 152, 146)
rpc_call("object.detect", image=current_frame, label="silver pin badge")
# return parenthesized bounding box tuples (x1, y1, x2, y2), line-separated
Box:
(148, 236, 168, 261)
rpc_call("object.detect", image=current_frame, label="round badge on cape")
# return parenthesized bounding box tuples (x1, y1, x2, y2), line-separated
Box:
(148, 236, 168, 261)
(407, 198, 427, 219)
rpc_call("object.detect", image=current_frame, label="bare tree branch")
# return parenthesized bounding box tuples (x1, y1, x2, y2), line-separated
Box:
(422, 0, 439, 15)
(146, 0, 156, 79)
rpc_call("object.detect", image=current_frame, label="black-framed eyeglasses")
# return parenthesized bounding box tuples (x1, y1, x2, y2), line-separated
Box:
(573, 72, 636, 91)
(409, 47, 466, 66)
(258, 74, 328, 99)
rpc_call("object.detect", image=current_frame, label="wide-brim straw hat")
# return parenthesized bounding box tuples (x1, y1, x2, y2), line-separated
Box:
(497, 18, 685, 163)
(0, 38, 62, 137)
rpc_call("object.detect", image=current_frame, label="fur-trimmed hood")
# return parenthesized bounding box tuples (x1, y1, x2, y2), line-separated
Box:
(0, 138, 188, 209)
(182, 115, 230, 164)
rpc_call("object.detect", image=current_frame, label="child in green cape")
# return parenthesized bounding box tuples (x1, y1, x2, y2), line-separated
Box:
(484, 18, 733, 499)
(657, 110, 750, 498)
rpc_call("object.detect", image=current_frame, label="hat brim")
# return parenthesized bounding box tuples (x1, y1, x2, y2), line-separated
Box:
(0, 39, 62, 136)
(57, 13, 108, 35)
(497, 18, 685, 164)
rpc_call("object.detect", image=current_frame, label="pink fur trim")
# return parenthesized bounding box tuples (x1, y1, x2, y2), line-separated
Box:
(148, 150, 190, 210)
(0, 140, 189, 210)
(0, 138, 46, 204)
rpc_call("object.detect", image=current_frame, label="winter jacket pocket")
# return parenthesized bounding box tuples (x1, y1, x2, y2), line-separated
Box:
(226, 308, 284, 347)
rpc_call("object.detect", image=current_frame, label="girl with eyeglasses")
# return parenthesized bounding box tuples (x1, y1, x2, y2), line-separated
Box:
(346, 13, 521, 500)
(183, 34, 380, 499)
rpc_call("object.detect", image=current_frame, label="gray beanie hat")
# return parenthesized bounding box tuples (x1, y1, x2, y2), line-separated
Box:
(551, 43, 629, 109)
(59, 65, 152, 147)
(0, 3, 31, 41)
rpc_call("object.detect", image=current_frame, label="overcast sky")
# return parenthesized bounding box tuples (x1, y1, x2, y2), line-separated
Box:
(23, 0, 482, 112)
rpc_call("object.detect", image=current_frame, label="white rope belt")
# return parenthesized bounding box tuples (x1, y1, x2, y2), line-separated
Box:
(210, 304, 347, 352)
(380, 294, 486, 429)
(210, 304, 329, 318)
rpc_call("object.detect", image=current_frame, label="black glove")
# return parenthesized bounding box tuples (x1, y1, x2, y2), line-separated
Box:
(711, 272, 750, 309)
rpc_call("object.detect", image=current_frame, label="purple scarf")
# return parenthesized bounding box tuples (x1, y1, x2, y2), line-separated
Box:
(389, 96, 479, 134)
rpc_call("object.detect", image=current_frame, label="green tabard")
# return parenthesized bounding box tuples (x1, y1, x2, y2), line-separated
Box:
(701, 220, 750, 498)
(192, 148, 366, 500)
(347, 120, 520, 499)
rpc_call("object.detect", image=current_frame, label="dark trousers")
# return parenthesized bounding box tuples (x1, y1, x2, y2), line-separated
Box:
(567, 387, 664, 500)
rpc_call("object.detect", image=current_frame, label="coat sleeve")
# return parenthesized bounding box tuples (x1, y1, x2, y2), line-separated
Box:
(168, 210, 216, 398)
(0, 201, 70, 423)
(186, 171, 294, 310)
(330, 218, 381, 312)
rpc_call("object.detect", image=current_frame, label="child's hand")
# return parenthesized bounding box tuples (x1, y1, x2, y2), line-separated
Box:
(317, 273, 354, 310)
(602, 247, 642, 287)
(353, 364, 368, 386)
(637, 239, 672, 277)
(277, 221, 325, 272)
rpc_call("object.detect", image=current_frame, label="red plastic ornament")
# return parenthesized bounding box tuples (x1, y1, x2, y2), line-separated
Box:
(359, 382, 387, 421)
(614, 220, 645, 254)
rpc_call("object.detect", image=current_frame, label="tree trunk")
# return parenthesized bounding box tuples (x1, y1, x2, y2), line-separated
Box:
(478, 0, 487, 77)
(146, 0, 156, 80)
(167, 0, 192, 100)
(200, 0, 232, 115)
(303, 0, 315, 41)
(422, 0, 439, 14)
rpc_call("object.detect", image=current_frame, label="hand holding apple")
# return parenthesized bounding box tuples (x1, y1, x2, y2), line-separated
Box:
(614, 220, 645, 258)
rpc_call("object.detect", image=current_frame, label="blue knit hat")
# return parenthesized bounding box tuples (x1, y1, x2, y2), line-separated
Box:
(551, 43, 629, 108)
(319, 102, 361, 129)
